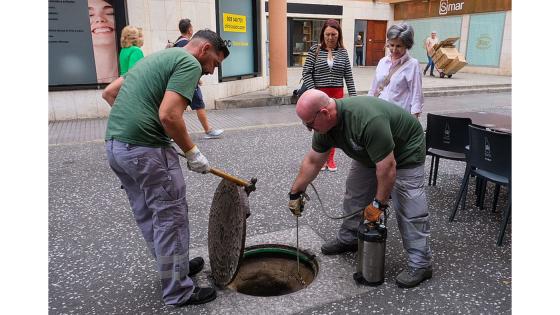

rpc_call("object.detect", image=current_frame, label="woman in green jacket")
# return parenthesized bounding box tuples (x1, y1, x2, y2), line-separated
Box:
(119, 26, 144, 75)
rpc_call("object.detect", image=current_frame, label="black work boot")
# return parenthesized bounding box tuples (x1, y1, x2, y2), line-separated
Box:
(320, 239, 358, 255)
(188, 257, 204, 277)
(396, 266, 433, 288)
(430, 71, 435, 77)
(176, 286, 217, 306)
(423, 66, 428, 76)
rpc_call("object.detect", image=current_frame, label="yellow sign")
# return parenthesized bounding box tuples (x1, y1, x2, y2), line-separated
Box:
(223, 13, 246, 33)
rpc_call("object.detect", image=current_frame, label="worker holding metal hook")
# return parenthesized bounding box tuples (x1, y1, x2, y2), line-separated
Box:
(288, 89, 433, 288)
(103, 30, 229, 307)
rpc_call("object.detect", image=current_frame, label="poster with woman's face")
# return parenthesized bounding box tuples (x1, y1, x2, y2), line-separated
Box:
(88, 0, 118, 83)
(49, 0, 125, 87)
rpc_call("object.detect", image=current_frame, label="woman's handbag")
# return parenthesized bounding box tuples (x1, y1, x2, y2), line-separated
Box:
(292, 45, 320, 103)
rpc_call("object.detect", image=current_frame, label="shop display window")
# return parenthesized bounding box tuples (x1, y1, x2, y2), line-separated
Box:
(290, 19, 326, 66)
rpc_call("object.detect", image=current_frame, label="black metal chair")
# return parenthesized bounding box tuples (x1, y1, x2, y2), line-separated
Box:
(449, 125, 512, 246)
(425, 113, 472, 186)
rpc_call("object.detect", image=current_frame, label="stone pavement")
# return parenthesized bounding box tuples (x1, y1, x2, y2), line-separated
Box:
(49, 93, 511, 314)
(215, 67, 511, 109)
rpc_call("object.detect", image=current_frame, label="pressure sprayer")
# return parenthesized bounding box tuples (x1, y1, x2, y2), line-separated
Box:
(307, 183, 389, 286)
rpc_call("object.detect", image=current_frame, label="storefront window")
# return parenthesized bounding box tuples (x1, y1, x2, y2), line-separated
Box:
(466, 12, 506, 67)
(289, 18, 325, 67)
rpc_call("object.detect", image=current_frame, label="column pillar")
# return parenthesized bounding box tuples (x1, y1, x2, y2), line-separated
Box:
(268, 0, 288, 96)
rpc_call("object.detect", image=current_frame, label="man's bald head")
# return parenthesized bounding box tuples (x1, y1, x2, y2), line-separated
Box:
(296, 89, 337, 133)
(296, 89, 330, 120)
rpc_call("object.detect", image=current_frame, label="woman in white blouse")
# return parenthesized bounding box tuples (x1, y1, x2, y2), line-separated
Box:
(368, 23, 423, 118)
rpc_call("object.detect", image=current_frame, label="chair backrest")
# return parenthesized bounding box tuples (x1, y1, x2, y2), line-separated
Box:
(426, 113, 472, 153)
(468, 125, 512, 178)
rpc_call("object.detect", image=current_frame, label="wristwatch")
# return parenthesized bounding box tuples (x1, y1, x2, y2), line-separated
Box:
(372, 198, 389, 210)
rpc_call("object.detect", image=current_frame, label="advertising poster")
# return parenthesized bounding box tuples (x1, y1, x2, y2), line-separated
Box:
(49, 0, 125, 87)
(217, 0, 257, 79)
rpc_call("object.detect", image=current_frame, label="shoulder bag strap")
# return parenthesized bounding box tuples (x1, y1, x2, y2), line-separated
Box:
(374, 58, 413, 97)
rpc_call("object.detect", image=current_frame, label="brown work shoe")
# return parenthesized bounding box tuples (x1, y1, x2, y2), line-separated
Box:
(396, 266, 433, 288)
(320, 239, 358, 255)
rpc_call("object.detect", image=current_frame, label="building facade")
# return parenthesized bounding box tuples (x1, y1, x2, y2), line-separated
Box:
(391, 0, 511, 76)
(48, 0, 510, 121)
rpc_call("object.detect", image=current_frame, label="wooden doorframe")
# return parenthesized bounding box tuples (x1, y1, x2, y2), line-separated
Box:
(365, 20, 387, 66)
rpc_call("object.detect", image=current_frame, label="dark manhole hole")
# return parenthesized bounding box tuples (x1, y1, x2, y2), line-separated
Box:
(228, 244, 318, 297)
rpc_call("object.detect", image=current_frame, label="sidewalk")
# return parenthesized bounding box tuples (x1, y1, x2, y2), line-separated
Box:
(48, 92, 511, 146)
(215, 67, 511, 109)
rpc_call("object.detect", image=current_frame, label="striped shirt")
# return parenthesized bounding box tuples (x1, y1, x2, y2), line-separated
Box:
(302, 44, 357, 96)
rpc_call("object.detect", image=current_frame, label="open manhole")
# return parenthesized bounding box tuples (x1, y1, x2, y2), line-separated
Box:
(208, 180, 319, 296)
(228, 244, 318, 296)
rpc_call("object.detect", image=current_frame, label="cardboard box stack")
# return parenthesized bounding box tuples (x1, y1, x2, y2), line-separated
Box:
(430, 37, 467, 75)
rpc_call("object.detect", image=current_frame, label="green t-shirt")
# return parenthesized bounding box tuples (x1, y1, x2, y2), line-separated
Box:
(119, 46, 144, 75)
(105, 48, 201, 147)
(312, 96, 426, 168)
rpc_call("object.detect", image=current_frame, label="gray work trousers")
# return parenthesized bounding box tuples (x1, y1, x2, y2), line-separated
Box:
(337, 160, 432, 268)
(105, 140, 194, 305)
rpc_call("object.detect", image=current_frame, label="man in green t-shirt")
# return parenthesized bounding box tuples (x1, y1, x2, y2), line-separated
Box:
(288, 89, 433, 288)
(102, 29, 229, 307)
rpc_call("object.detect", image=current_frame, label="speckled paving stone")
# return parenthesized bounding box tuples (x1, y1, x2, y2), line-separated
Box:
(49, 101, 511, 314)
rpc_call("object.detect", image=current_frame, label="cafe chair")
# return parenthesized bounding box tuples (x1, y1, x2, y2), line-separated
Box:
(449, 125, 511, 246)
(425, 113, 472, 186)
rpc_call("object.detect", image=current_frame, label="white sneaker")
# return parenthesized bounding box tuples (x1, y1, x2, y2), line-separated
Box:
(205, 129, 224, 139)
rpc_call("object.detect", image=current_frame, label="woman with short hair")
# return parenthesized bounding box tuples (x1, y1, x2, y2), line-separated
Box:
(119, 25, 144, 75)
(368, 23, 424, 118)
(302, 19, 357, 172)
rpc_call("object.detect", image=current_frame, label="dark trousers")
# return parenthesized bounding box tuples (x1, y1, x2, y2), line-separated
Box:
(356, 48, 363, 66)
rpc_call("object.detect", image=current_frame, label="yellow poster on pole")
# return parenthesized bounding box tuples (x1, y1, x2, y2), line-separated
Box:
(223, 13, 246, 33)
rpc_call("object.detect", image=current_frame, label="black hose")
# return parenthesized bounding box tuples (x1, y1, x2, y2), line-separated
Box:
(308, 183, 363, 220)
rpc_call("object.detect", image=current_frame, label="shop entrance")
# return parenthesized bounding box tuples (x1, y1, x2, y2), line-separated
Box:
(365, 20, 387, 66)
(354, 20, 387, 66)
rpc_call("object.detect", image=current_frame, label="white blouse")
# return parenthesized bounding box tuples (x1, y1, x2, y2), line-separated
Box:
(367, 52, 424, 115)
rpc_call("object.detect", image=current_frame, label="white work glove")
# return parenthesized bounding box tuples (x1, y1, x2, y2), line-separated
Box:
(184, 145, 210, 174)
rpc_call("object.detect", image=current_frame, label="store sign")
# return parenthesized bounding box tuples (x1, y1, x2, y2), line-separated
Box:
(49, 0, 125, 87)
(439, 0, 465, 15)
(223, 13, 247, 33)
(395, 0, 511, 20)
(217, 0, 257, 79)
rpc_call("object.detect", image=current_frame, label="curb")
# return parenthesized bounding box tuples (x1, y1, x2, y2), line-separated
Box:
(215, 84, 512, 108)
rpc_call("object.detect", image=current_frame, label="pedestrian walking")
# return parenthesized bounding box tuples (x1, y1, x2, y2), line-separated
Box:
(102, 29, 230, 307)
(288, 90, 433, 288)
(424, 31, 439, 77)
(173, 18, 224, 139)
(301, 19, 357, 172)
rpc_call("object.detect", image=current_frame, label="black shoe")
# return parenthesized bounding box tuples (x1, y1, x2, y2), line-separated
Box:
(423, 68, 427, 75)
(396, 266, 433, 288)
(177, 287, 217, 306)
(188, 257, 204, 277)
(320, 239, 358, 255)
(430, 72, 435, 77)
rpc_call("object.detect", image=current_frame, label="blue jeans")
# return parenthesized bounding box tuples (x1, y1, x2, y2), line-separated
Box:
(105, 140, 194, 305)
(426, 54, 435, 74)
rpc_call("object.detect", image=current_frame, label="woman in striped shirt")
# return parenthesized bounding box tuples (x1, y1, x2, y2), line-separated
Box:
(302, 19, 357, 171)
